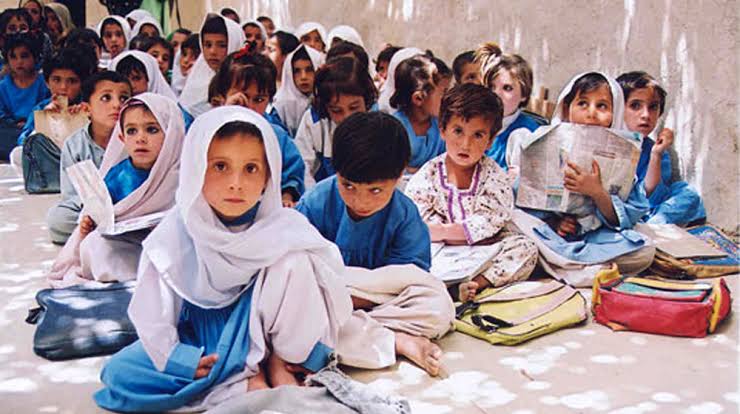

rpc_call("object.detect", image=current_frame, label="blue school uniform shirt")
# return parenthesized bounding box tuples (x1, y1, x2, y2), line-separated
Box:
(178, 104, 194, 132)
(265, 106, 290, 135)
(487, 112, 541, 169)
(104, 158, 151, 204)
(0, 74, 50, 123)
(393, 110, 446, 169)
(265, 116, 306, 199)
(296, 175, 431, 270)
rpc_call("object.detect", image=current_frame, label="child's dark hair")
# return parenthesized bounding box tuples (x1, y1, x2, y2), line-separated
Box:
(181, 33, 200, 55)
(42, 47, 96, 83)
(389, 53, 438, 112)
(208, 51, 277, 102)
(431, 55, 452, 81)
(129, 34, 148, 51)
(375, 45, 400, 72)
(115, 55, 148, 80)
(64, 28, 103, 51)
(314, 56, 377, 119)
(201, 14, 227, 37)
(326, 41, 369, 73)
(140, 35, 174, 69)
(219, 8, 240, 24)
(172, 28, 192, 37)
(452, 50, 475, 83)
(440, 83, 504, 137)
(481, 52, 534, 108)
(256, 16, 273, 26)
(214, 120, 264, 144)
(291, 46, 311, 66)
(271, 30, 298, 55)
(2, 33, 41, 62)
(119, 99, 152, 127)
(101, 17, 125, 36)
(616, 71, 667, 115)
(332, 112, 410, 183)
(81, 70, 131, 102)
(561, 72, 611, 119)
(0, 8, 32, 35)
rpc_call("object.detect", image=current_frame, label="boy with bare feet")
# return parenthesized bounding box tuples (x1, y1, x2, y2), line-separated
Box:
(296, 111, 455, 376)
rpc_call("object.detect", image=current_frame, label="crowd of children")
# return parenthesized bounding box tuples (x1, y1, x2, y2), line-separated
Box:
(0, 4, 709, 412)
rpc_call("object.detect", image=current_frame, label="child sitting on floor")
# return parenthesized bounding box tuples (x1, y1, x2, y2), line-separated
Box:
(616, 71, 706, 226)
(405, 83, 538, 301)
(507, 72, 656, 287)
(94, 106, 351, 412)
(47, 93, 185, 287)
(140, 36, 174, 81)
(296, 111, 454, 376)
(96, 15, 131, 68)
(171, 33, 199, 96)
(46, 71, 131, 244)
(272, 44, 324, 135)
(207, 49, 306, 207)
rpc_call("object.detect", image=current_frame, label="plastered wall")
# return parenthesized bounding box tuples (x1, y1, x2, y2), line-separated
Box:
(9, 0, 739, 231)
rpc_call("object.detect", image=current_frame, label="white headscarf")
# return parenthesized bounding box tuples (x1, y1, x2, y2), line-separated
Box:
(242, 19, 268, 42)
(110, 50, 177, 100)
(171, 49, 186, 96)
(296, 22, 327, 52)
(130, 16, 163, 39)
(96, 15, 132, 49)
(125, 9, 154, 26)
(272, 44, 325, 134)
(377, 47, 422, 113)
(47, 93, 186, 287)
(179, 13, 245, 116)
(327, 25, 364, 48)
(141, 106, 349, 310)
(551, 71, 626, 130)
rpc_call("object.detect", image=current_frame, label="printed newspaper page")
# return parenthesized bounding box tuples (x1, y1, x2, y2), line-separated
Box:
(516, 123, 642, 217)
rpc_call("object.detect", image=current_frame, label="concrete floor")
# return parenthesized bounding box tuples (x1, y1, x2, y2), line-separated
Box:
(0, 164, 737, 414)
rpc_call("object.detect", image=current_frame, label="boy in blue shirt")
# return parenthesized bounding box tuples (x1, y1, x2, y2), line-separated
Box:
(297, 111, 454, 376)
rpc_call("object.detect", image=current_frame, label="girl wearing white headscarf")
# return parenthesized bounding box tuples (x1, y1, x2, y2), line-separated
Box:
(93, 106, 352, 412)
(110, 50, 176, 100)
(46, 93, 186, 288)
(296, 21, 327, 53)
(272, 44, 324, 135)
(130, 16, 163, 39)
(377, 47, 422, 113)
(97, 15, 132, 68)
(179, 13, 245, 117)
(125, 9, 155, 28)
(327, 25, 364, 48)
(507, 71, 655, 287)
(241, 19, 267, 52)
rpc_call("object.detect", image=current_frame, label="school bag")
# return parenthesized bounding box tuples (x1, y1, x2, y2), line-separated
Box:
(21, 133, 61, 194)
(26, 281, 137, 360)
(454, 279, 587, 345)
(591, 265, 732, 338)
(649, 225, 739, 279)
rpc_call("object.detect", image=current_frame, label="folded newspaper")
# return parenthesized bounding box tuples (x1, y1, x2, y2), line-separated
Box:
(516, 123, 642, 217)
(66, 160, 165, 236)
(430, 242, 502, 284)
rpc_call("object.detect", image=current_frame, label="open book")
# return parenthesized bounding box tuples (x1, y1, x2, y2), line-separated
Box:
(66, 160, 165, 236)
(430, 242, 502, 284)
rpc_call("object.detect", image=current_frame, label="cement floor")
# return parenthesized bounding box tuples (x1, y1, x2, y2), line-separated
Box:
(0, 164, 737, 414)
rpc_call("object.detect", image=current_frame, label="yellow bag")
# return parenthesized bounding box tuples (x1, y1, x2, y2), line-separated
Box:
(454, 279, 587, 345)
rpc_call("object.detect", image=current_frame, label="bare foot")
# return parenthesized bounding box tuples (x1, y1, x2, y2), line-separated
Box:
(458, 281, 479, 302)
(394, 332, 442, 376)
(267, 352, 299, 387)
(247, 369, 269, 392)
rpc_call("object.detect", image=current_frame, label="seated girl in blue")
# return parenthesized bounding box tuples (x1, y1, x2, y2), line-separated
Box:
(387, 52, 450, 173)
(475, 43, 542, 169)
(296, 112, 454, 378)
(208, 48, 306, 207)
(294, 56, 378, 188)
(507, 72, 655, 287)
(94, 107, 352, 412)
(617, 71, 706, 226)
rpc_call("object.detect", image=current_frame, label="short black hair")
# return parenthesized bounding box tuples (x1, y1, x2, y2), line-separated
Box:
(214, 120, 265, 145)
(326, 40, 369, 73)
(2, 33, 41, 62)
(440, 83, 503, 137)
(64, 28, 103, 50)
(375, 45, 401, 70)
(115, 54, 147, 80)
(271, 30, 298, 55)
(219, 8, 240, 24)
(208, 51, 277, 102)
(561, 72, 610, 119)
(452, 50, 475, 83)
(81, 70, 131, 103)
(617, 71, 667, 115)
(431, 55, 452, 80)
(314, 56, 377, 119)
(42, 47, 96, 83)
(173, 28, 192, 37)
(140, 35, 174, 70)
(332, 112, 410, 183)
(181, 33, 200, 54)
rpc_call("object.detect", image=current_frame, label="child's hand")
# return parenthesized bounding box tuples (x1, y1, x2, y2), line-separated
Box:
(79, 215, 97, 237)
(458, 280, 479, 302)
(652, 128, 674, 155)
(210, 95, 225, 107)
(67, 104, 86, 115)
(564, 160, 603, 198)
(224, 92, 248, 107)
(194, 354, 219, 379)
(281, 192, 296, 208)
(555, 215, 578, 237)
(44, 99, 64, 113)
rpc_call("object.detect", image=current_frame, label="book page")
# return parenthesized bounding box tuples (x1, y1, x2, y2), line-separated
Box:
(65, 160, 114, 233)
(430, 244, 502, 284)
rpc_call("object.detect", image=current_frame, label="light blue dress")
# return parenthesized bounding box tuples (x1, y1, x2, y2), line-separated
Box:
(104, 158, 150, 204)
(393, 110, 446, 169)
(268, 117, 306, 198)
